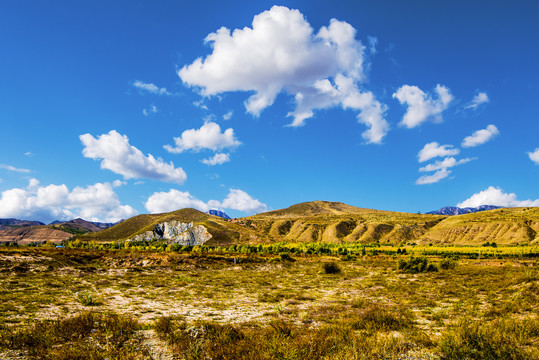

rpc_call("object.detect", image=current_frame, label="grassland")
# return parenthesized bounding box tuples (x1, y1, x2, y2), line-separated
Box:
(0, 246, 537, 359)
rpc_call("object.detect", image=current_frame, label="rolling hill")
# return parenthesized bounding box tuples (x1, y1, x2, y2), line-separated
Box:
(54, 201, 539, 246)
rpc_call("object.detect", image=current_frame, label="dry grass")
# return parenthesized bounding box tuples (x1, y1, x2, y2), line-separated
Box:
(0, 247, 538, 359)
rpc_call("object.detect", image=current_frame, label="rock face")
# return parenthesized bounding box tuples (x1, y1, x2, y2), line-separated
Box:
(128, 221, 212, 246)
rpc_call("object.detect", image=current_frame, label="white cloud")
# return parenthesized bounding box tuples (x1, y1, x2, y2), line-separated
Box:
(417, 142, 460, 163)
(112, 180, 127, 187)
(461, 124, 499, 148)
(178, 6, 389, 144)
(201, 153, 230, 166)
(0, 179, 137, 223)
(164, 122, 240, 154)
(465, 92, 489, 110)
(457, 186, 539, 208)
(0, 164, 31, 174)
(223, 110, 233, 120)
(208, 189, 268, 213)
(145, 188, 267, 214)
(145, 189, 210, 214)
(528, 148, 539, 164)
(393, 84, 453, 128)
(80, 130, 187, 184)
(24, 152, 34, 157)
(133, 80, 171, 95)
(415, 168, 451, 185)
(143, 104, 158, 116)
(419, 157, 474, 172)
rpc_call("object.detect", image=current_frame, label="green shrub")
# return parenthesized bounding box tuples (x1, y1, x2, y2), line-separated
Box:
(398, 256, 438, 273)
(440, 258, 458, 270)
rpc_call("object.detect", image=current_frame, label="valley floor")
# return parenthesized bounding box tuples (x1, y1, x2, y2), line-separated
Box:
(0, 248, 537, 359)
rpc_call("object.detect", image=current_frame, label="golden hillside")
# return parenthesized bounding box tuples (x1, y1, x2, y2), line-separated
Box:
(74, 202, 539, 246)
(77, 208, 259, 245)
(418, 207, 539, 245)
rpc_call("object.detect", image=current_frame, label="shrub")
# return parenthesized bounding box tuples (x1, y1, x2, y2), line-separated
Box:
(323, 262, 341, 274)
(398, 256, 438, 273)
(74, 291, 100, 306)
(440, 258, 458, 270)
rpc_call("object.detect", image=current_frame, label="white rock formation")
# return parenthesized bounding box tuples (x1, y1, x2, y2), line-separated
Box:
(127, 221, 212, 245)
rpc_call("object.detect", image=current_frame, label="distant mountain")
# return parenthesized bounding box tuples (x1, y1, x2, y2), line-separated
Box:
(50, 218, 123, 234)
(207, 210, 231, 219)
(427, 205, 502, 215)
(0, 218, 45, 227)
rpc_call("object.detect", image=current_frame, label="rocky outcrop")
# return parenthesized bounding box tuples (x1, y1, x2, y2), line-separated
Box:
(127, 221, 212, 246)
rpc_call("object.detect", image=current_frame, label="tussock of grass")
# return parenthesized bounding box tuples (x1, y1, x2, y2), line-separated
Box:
(323, 262, 341, 274)
(440, 317, 539, 360)
(0, 312, 147, 359)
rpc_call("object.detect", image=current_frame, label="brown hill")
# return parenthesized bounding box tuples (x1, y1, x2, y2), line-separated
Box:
(72, 201, 539, 246)
(0, 227, 71, 245)
(418, 206, 539, 245)
(77, 208, 259, 245)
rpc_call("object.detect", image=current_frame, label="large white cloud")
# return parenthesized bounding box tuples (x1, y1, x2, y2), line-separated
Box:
(146, 188, 267, 215)
(80, 130, 187, 184)
(461, 124, 499, 148)
(209, 189, 268, 213)
(145, 189, 210, 214)
(178, 6, 388, 144)
(164, 122, 240, 154)
(417, 142, 460, 163)
(415, 168, 451, 185)
(529, 148, 539, 164)
(393, 84, 453, 128)
(0, 179, 137, 223)
(457, 186, 539, 208)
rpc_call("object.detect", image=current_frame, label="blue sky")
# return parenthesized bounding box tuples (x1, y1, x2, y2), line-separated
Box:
(1, 0, 538, 222)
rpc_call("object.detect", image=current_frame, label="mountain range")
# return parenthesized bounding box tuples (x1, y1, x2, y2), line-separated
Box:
(427, 205, 502, 215)
(1, 202, 537, 246)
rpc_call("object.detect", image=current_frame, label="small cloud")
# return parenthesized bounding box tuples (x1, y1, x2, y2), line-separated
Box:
(419, 157, 474, 172)
(393, 84, 453, 128)
(367, 36, 378, 55)
(528, 148, 539, 164)
(164, 122, 241, 154)
(223, 110, 233, 120)
(24, 152, 34, 157)
(143, 104, 158, 116)
(415, 168, 451, 185)
(461, 124, 499, 148)
(133, 80, 171, 96)
(417, 142, 459, 163)
(457, 186, 539, 207)
(0, 164, 31, 174)
(464, 92, 489, 110)
(193, 99, 208, 110)
(112, 180, 127, 187)
(201, 153, 231, 166)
